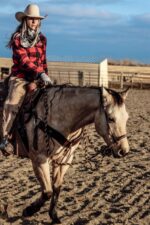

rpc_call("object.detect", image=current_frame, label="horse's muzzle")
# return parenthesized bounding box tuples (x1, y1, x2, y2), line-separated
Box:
(108, 134, 129, 158)
(114, 149, 127, 157)
(112, 145, 130, 158)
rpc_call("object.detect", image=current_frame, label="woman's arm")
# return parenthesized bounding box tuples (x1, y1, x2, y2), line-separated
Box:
(42, 36, 48, 74)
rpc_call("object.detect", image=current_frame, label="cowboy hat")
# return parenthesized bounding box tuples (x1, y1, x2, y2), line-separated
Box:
(15, 4, 46, 22)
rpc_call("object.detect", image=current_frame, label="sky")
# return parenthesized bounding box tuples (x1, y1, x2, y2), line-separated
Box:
(0, 0, 150, 63)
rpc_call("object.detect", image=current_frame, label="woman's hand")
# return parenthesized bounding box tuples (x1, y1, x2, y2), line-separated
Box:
(39, 73, 53, 86)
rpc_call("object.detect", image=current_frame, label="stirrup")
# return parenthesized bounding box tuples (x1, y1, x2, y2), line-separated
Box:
(0, 137, 9, 150)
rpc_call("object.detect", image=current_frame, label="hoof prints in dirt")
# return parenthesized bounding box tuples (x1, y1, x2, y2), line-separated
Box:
(0, 90, 150, 225)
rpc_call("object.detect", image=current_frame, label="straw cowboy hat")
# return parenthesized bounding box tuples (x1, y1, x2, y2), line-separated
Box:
(15, 4, 46, 22)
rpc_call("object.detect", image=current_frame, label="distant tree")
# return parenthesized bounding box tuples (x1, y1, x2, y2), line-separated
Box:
(108, 58, 149, 67)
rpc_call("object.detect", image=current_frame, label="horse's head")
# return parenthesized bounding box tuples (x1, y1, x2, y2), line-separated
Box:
(95, 87, 129, 157)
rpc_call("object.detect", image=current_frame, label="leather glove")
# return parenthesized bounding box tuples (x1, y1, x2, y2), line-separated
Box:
(39, 73, 53, 86)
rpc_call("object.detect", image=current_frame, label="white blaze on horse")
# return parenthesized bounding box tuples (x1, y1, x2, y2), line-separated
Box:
(3, 85, 130, 223)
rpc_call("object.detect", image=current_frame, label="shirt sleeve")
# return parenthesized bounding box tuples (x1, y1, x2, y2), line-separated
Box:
(42, 36, 48, 74)
(12, 37, 44, 76)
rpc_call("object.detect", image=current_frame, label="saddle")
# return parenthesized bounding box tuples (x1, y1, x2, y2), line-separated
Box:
(10, 82, 44, 157)
(11, 82, 79, 158)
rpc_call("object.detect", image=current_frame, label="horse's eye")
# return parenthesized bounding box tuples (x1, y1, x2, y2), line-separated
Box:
(108, 117, 115, 123)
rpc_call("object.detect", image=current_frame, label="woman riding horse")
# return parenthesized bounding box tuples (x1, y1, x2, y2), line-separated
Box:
(0, 4, 52, 150)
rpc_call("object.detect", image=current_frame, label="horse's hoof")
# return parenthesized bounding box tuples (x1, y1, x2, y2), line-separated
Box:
(22, 204, 41, 217)
(22, 206, 35, 217)
(52, 217, 61, 224)
(49, 212, 61, 224)
(22, 206, 33, 217)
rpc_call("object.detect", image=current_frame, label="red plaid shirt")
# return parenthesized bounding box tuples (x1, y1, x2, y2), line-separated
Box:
(11, 33, 48, 81)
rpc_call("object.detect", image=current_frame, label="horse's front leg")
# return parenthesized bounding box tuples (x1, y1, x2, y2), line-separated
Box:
(49, 153, 74, 224)
(23, 155, 52, 217)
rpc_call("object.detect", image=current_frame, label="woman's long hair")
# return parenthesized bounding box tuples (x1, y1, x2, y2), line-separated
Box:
(6, 22, 24, 48)
(6, 19, 41, 48)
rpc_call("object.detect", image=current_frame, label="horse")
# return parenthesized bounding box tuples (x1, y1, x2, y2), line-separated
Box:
(6, 85, 130, 223)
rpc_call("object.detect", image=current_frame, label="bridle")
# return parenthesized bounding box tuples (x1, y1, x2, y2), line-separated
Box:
(107, 123, 127, 149)
(100, 87, 127, 149)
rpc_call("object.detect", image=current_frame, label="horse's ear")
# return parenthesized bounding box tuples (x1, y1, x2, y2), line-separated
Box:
(102, 86, 112, 107)
(120, 87, 130, 101)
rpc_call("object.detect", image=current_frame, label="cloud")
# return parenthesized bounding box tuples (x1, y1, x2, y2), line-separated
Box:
(45, 4, 120, 20)
(40, 0, 120, 4)
(1, 0, 150, 63)
(132, 13, 150, 26)
(41, 3, 123, 38)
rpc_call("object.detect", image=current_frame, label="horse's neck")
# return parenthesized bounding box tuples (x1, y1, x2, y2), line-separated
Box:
(43, 87, 101, 134)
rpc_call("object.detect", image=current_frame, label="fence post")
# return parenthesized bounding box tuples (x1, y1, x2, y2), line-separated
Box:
(78, 71, 84, 86)
(88, 72, 91, 85)
(120, 73, 123, 89)
(98, 59, 108, 87)
(140, 78, 143, 89)
(58, 71, 61, 84)
(68, 72, 70, 83)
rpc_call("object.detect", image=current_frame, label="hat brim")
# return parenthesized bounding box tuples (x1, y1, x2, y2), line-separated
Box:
(15, 12, 45, 22)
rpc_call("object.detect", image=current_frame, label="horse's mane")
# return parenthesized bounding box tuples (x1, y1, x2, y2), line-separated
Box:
(46, 83, 123, 106)
(47, 83, 101, 90)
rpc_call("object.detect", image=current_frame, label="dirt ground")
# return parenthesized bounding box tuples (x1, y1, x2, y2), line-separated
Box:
(0, 89, 150, 225)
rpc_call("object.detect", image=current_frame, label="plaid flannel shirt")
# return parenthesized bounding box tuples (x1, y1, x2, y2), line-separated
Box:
(11, 33, 48, 81)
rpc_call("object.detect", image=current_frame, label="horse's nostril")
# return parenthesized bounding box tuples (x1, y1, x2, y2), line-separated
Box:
(117, 149, 127, 157)
(118, 150, 124, 156)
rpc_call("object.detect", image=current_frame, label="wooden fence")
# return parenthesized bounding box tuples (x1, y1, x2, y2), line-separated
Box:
(0, 58, 108, 87)
(108, 65, 150, 89)
(0, 58, 150, 88)
(47, 60, 108, 86)
(47, 61, 100, 86)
